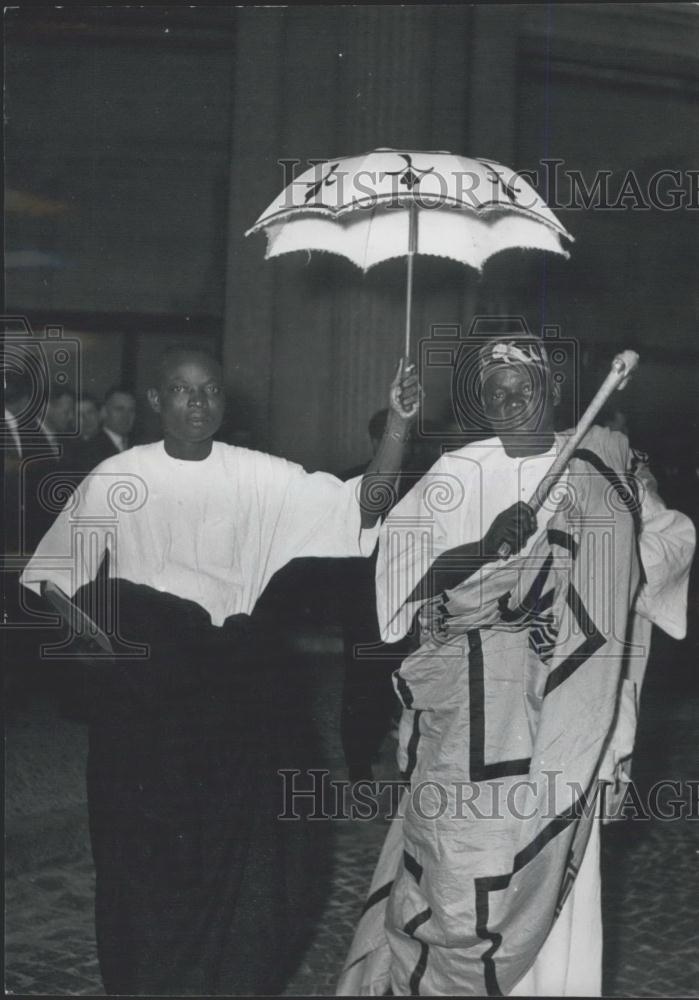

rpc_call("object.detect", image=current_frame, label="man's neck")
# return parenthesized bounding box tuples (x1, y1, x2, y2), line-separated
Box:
(499, 430, 555, 458)
(163, 437, 214, 461)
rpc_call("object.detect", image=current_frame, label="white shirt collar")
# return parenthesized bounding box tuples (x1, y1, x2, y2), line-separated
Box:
(103, 426, 125, 451)
(40, 420, 57, 447)
(5, 408, 22, 455)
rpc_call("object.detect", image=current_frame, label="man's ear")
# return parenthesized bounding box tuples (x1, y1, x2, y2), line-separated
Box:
(146, 388, 161, 414)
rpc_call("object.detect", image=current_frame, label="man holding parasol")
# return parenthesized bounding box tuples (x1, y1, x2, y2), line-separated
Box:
(20, 344, 420, 996)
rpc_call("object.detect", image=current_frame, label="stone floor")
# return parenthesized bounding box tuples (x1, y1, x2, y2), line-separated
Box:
(5, 630, 699, 997)
(5, 788, 699, 997)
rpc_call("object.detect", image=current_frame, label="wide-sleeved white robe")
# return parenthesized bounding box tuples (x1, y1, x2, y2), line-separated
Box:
(21, 440, 378, 618)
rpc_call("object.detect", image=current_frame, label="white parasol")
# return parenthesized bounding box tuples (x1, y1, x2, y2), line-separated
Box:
(246, 148, 573, 354)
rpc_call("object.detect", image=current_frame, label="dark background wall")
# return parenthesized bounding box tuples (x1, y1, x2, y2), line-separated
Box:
(5, 4, 698, 470)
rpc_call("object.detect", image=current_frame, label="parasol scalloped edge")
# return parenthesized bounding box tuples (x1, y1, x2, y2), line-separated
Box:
(262, 242, 572, 274)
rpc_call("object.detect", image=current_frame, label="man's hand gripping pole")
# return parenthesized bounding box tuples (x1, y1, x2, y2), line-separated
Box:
(497, 350, 640, 560)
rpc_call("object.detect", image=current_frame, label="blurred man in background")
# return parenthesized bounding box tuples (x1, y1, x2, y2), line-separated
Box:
(96, 384, 136, 457)
(77, 393, 102, 443)
(40, 386, 75, 456)
(66, 388, 135, 482)
(3, 370, 56, 553)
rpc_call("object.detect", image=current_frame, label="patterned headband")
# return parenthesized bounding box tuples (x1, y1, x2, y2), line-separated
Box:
(478, 339, 550, 375)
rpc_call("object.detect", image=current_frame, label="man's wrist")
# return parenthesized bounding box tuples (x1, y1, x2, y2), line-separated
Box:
(386, 412, 411, 442)
(389, 428, 409, 443)
(480, 539, 497, 562)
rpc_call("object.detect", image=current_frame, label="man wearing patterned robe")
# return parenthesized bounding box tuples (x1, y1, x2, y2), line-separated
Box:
(338, 336, 694, 996)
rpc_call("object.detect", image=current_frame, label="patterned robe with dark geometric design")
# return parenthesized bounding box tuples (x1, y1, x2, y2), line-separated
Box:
(338, 427, 693, 997)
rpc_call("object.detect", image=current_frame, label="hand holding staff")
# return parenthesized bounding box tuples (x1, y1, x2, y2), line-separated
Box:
(497, 350, 639, 560)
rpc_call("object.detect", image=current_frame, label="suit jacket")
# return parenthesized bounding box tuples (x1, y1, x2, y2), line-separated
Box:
(61, 429, 127, 483)
(83, 429, 123, 466)
(2, 414, 57, 555)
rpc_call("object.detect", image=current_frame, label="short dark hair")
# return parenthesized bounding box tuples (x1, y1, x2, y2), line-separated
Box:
(151, 345, 223, 391)
(104, 384, 136, 405)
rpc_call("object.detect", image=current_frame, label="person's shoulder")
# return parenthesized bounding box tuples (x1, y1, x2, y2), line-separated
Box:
(438, 436, 502, 472)
(389, 442, 494, 514)
(88, 451, 126, 475)
(70, 446, 153, 511)
(441, 436, 500, 458)
(91, 441, 158, 473)
(214, 442, 301, 479)
(576, 425, 634, 471)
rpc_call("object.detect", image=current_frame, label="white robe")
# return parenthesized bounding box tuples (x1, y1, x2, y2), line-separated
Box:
(21, 440, 378, 625)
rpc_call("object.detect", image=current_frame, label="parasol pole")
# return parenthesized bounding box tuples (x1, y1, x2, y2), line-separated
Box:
(404, 202, 418, 359)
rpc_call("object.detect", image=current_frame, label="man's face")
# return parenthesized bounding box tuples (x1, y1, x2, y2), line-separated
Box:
(103, 392, 136, 436)
(481, 364, 557, 436)
(78, 400, 101, 440)
(148, 356, 225, 445)
(46, 393, 75, 434)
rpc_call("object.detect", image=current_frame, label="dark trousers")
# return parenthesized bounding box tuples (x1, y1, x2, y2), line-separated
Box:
(82, 581, 322, 996)
(340, 627, 413, 773)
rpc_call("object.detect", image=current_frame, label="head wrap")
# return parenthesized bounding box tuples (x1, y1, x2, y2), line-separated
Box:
(477, 336, 550, 384)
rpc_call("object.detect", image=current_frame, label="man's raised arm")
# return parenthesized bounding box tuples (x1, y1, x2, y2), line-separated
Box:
(360, 359, 421, 528)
